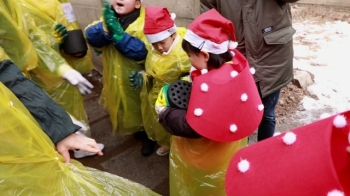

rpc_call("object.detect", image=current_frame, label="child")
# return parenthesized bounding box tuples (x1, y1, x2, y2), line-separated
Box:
(129, 6, 191, 156)
(225, 111, 350, 196)
(155, 9, 264, 195)
(84, 0, 156, 156)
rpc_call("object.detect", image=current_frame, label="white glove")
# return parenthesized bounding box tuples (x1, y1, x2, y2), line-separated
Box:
(62, 69, 94, 95)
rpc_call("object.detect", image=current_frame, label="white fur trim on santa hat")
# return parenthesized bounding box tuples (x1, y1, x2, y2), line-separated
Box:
(333, 115, 347, 128)
(145, 25, 177, 43)
(237, 159, 250, 173)
(327, 190, 345, 196)
(184, 29, 229, 54)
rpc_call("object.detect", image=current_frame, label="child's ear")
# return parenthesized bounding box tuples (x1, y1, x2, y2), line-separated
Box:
(200, 50, 210, 62)
(135, 0, 141, 9)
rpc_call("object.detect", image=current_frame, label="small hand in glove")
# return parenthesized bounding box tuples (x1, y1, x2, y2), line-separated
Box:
(155, 85, 170, 115)
(129, 70, 143, 90)
(102, 1, 125, 42)
(62, 69, 94, 95)
(53, 24, 68, 45)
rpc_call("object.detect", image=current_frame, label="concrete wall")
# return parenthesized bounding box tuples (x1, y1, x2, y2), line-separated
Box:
(69, 0, 200, 72)
(298, 0, 350, 7)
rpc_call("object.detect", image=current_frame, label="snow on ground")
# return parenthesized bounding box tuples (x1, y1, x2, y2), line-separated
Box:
(292, 19, 350, 124)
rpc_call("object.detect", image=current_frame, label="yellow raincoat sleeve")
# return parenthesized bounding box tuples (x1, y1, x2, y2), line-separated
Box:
(0, 1, 38, 73)
(0, 81, 160, 196)
(140, 27, 191, 148)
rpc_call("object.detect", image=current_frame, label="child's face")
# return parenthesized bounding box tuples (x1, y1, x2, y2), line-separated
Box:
(152, 34, 176, 54)
(187, 51, 209, 70)
(111, 0, 141, 16)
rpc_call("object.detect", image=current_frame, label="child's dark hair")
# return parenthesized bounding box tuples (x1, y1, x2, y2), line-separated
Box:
(182, 39, 232, 69)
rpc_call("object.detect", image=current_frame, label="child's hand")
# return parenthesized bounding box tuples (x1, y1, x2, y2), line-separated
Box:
(129, 70, 143, 90)
(53, 24, 68, 45)
(102, 1, 125, 41)
(56, 133, 103, 163)
(155, 85, 170, 115)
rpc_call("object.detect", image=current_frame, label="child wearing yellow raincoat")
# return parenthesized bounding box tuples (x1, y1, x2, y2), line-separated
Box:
(129, 6, 191, 156)
(85, 0, 156, 156)
(0, 51, 159, 195)
(155, 9, 264, 195)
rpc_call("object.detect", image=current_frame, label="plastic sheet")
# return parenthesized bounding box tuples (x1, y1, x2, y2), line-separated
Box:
(21, 0, 94, 74)
(0, 81, 160, 196)
(89, 7, 148, 135)
(0, 1, 38, 73)
(140, 27, 191, 147)
(4, 0, 90, 134)
(169, 136, 247, 195)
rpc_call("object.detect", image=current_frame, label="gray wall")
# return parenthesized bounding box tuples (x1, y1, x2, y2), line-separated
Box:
(70, 0, 200, 72)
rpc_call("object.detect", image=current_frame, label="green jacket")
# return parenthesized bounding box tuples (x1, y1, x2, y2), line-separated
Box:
(201, 0, 298, 97)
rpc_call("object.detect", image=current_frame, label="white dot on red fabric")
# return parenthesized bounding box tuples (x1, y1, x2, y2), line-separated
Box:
(283, 132, 297, 145)
(230, 70, 238, 78)
(230, 124, 237, 133)
(241, 93, 248, 102)
(258, 104, 264, 111)
(333, 115, 346, 128)
(194, 108, 203, 116)
(250, 68, 256, 75)
(201, 69, 208, 74)
(327, 190, 345, 196)
(237, 159, 250, 173)
(201, 83, 209, 92)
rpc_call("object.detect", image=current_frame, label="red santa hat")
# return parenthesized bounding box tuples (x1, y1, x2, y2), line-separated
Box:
(143, 6, 177, 43)
(184, 9, 237, 54)
(225, 110, 350, 196)
(185, 49, 263, 142)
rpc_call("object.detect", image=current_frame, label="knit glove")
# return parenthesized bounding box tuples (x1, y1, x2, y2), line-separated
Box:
(53, 24, 68, 45)
(129, 70, 143, 90)
(62, 69, 94, 95)
(102, 1, 125, 42)
(155, 85, 170, 115)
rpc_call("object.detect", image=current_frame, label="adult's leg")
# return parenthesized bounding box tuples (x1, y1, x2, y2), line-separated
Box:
(257, 89, 281, 141)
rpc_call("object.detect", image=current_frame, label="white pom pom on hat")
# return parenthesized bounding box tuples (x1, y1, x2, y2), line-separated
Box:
(237, 159, 250, 173)
(327, 190, 345, 196)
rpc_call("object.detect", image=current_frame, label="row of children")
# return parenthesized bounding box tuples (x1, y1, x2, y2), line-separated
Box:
(84, 0, 350, 195)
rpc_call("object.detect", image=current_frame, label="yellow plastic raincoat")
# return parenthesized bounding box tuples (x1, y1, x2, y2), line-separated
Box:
(86, 7, 148, 135)
(0, 0, 90, 134)
(21, 0, 94, 74)
(0, 80, 160, 196)
(0, 1, 38, 75)
(170, 137, 247, 195)
(141, 28, 191, 147)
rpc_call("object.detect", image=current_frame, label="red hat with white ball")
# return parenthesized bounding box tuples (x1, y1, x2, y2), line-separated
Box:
(183, 8, 238, 55)
(143, 6, 177, 43)
(225, 110, 350, 196)
(185, 47, 263, 142)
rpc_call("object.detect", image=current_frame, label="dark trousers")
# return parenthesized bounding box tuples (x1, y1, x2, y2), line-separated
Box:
(256, 83, 281, 141)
